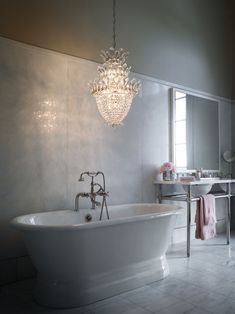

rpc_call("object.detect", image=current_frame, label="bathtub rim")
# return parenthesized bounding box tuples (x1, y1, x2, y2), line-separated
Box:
(11, 203, 183, 231)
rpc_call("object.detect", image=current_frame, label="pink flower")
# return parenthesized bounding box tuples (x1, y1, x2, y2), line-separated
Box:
(160, 162, 174, 173)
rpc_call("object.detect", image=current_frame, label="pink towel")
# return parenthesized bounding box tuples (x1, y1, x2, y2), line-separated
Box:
(195, 194, 216, 240)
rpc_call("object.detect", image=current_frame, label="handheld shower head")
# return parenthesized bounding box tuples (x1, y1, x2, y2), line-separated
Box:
(78, 173, 86, 182)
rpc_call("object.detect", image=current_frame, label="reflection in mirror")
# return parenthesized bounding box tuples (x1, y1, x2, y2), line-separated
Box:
(171, 89, 220, 171)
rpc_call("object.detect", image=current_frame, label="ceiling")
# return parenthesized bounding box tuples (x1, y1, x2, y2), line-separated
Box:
(0, 0, 113, 61)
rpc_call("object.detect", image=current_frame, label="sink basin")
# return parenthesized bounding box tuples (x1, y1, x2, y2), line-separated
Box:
(183, 184, 212, 197)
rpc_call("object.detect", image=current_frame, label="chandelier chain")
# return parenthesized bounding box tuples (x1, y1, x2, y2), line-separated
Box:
(113, 0, 116, 49)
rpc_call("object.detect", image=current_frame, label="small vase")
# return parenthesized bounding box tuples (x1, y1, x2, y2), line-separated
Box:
(163, 170, 173, 181)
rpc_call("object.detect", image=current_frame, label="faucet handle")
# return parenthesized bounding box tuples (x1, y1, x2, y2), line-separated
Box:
(99, 191, 109, 197)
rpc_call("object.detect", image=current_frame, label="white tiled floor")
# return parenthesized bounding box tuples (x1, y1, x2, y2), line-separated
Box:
(1, 233, 235, 314)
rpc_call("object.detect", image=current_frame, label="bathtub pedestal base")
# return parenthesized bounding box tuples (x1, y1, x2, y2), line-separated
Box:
(34, 255, 169, 308)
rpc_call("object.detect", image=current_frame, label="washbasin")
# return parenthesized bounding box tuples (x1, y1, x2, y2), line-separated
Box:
(183, 183, 212, 197)
(199, 178, 227, 193)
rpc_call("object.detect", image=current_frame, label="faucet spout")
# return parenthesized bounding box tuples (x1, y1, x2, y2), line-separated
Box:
(75, 192, 89, 211)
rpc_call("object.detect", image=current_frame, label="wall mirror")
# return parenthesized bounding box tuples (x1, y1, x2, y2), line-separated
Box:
(170, 88, 220, 172)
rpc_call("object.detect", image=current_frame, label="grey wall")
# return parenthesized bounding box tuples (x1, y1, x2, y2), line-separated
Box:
(228, 0, 235, 227)
(230, 1, 235, 227)
(232, 0, 235, 99)
(0, 37, 232, 285)
(0, 0, 232, 99)
(232, 103, 235, 229)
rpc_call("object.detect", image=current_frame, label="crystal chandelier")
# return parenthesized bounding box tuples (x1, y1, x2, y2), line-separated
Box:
(90, 0, 141, 127)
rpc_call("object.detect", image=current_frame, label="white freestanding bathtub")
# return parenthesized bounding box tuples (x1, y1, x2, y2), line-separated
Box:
(11, 203, 182, 308)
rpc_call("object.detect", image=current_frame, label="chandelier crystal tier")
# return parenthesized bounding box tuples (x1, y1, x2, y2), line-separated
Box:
(90, 0, 141, 127)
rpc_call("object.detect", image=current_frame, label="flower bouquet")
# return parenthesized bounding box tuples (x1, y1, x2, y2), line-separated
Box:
(160, 162, 175, 181)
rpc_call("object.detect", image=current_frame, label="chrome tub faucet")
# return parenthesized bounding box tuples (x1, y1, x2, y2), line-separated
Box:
(75, 171, 109, 220)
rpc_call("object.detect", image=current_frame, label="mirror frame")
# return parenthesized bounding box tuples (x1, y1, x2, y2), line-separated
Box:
(170, 88, 220, 173)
